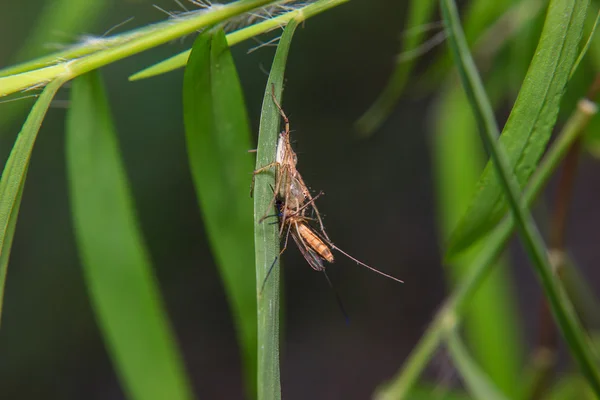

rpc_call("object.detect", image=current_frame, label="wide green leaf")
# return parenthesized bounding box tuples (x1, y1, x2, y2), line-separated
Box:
(182, 28, 257, 398)
(253, 19, 300, 400)
(446, 0, 589, 257)
(66, 71, 193, 400)
(0, 78, 64, 324)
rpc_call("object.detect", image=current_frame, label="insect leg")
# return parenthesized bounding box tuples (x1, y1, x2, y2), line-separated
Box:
(251, 161, 278, 197)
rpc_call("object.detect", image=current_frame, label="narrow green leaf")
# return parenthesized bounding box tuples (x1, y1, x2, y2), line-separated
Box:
(442, 0, 600, 395)
(66, 72, 193, 400)
(355, 0, 436, 135)
(182, 28, 257, 398)
(446, 0, 589, 257)
(446, 330, 509, 400)
(253, 19, 300, 400)
(0, 78, 64, 324)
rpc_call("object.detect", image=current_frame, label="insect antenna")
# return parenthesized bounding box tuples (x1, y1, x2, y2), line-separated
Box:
(322, 269, 350, 325)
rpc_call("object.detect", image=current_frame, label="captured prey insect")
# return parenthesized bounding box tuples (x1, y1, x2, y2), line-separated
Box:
(251, 84, 328, 237)
(260, 193, 404, 294)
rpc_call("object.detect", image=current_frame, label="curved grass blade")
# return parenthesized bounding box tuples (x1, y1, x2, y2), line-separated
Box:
(129, 0, 348, 82)
(441, 0, 600, 395)
(182, 28, 257, 398)
(0, 78, 64, 325)
(355, 0, 436, 136)
(66, 72, 193, 400)
(253, 18, 300, 400)
(446, 330, 509, 400)
(446, 0, 589, 257)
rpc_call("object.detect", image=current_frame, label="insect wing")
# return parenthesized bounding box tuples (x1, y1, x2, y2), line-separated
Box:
(291, 228, 325, 271)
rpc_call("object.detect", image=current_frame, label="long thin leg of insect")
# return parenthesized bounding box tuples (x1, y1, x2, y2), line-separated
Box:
(294, 173, 331, 241)
(322, 269, 350, 324)
(285, 190, 324, 219)
(250, 161, 278, 197)
(259, 222, 293, 295)
(278, 190, 325, 236)
(258, 165, 286, 224)
(279, 220, 293, 256)
(328, 244, 404, 283)
(270, 83, 290, 136)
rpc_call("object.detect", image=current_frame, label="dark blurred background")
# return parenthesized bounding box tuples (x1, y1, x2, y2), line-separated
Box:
(1, 0, 600, 399)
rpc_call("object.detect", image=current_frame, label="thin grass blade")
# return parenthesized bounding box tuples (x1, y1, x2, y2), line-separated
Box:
(66, 71, 193, 400)
(182, 28, 257, 398)
(446, 0, 589, 257)
(253, 18, 300, 400)
(441, 0, 600, 394)
(0, 78, 64, 325)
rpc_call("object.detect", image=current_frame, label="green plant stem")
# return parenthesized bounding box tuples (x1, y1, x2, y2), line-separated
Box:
(0, 0, 278, 97)
(130, 0, 349, 81)
(375, 91, 598, 400)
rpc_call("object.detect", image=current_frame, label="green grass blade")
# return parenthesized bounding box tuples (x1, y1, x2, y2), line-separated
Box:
(446, 0, 589, 257)
(446, 330, 509, 400)
(376, 89, 598, 400)
(441, 0, 600, 394)
(354, 0, 436, 135)
(129, 0, 348, 82)
(253, 18, 300, 400)
(0, 78, 64, 325)
(432, 86, 521, 397)
(182, 28, 257, 398)
(66, 72, 193, 400)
